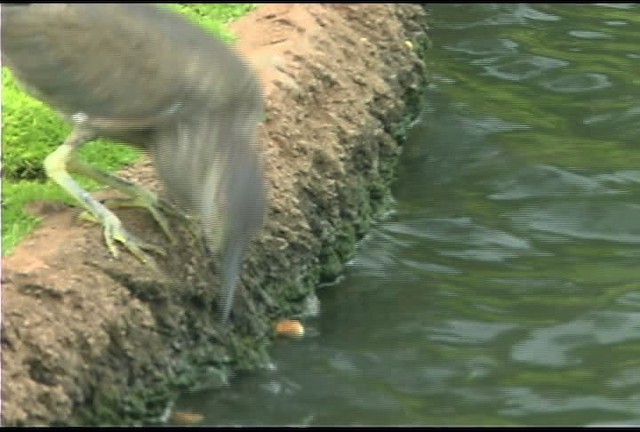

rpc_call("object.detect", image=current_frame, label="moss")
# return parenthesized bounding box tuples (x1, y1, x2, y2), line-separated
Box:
(335, 224, 357, 262)
(318, 247, 344, 283)
(70, 377, 173, 426)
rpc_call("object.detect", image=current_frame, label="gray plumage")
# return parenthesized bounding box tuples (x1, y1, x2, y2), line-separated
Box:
(1, 3, 267, 322)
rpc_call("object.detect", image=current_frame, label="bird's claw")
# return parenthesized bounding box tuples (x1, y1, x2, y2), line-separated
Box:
(100, 196, 177, 244)
(78, 209, 164, 270)
(103, 218, 164, 270)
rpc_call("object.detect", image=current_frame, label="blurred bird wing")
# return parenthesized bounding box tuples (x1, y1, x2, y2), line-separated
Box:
(151, 105, 265, 247)
(1, 4, 191, 118)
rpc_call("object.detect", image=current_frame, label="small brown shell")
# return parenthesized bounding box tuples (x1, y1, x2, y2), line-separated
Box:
(169, 410, 205, 425)
(275, 319, 305, 338)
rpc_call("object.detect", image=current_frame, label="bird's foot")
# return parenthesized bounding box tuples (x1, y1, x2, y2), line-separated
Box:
(78, 210, 164, 270)
(98, 193, 190, 244)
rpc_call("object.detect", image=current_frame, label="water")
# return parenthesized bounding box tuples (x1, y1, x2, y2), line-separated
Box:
(176, 4, 640, 425)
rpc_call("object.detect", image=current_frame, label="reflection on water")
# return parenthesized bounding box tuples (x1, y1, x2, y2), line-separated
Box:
(178, 4, 640, 425)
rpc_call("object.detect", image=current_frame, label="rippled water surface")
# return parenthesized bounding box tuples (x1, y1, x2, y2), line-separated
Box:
(178, 4, 640, 425)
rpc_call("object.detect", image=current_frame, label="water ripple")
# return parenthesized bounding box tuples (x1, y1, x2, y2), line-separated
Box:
(484, 56, 568, 81)
(568, 30, 613, 40)
(511, 311, 640, 367)
(446, 38, 520, 56)
(489, 165, 619, 200)
(539, 72, 612, 93)
(430, 320, 516, 345)
(510, 202, 640, 243)
(500, 387, 640, 417)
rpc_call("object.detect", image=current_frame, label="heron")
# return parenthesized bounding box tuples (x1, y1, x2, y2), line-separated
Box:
(1, 3, 267, 323)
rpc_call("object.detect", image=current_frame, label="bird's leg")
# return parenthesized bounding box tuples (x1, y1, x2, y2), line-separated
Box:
(66, 156, 189, 244)
(44, 127, 163, 268)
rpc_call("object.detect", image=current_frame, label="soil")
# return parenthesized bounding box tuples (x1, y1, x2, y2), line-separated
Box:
(1, 4, 429, 426)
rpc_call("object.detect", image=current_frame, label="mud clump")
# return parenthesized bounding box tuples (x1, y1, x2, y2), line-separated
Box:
(1, 4, 429, 426)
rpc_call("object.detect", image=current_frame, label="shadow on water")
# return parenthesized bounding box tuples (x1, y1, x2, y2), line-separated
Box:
(177, 4, 640, 425)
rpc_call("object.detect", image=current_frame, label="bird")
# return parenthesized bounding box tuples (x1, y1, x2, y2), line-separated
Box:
(1, 3, 267, 323)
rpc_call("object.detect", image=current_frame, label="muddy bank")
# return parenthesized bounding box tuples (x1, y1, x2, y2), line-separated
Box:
(1, 4, 428, 426)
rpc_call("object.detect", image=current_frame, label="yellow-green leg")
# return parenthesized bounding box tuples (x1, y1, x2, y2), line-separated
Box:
(66, 156, 188, 244)
(44, 127, 163, 268)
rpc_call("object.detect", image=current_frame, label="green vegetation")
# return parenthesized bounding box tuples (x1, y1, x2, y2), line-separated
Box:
(1, 4, 256, 255)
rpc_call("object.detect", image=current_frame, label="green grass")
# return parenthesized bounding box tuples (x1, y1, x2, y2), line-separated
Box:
(1, 3, 256, 256)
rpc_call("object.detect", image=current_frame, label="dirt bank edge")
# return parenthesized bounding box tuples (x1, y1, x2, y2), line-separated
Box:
(1, 4, 429, 426)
